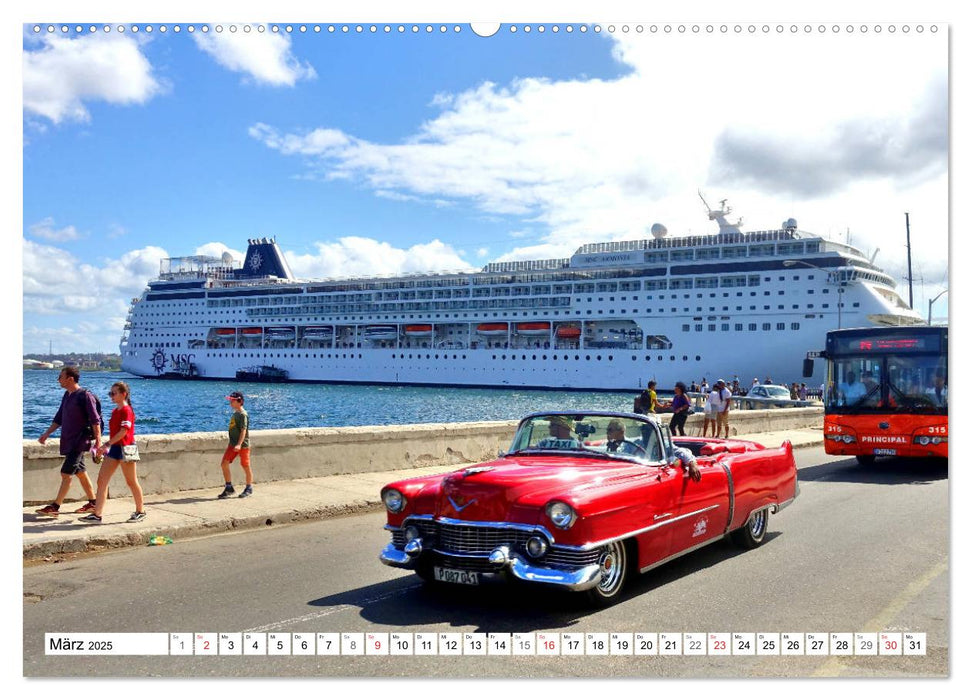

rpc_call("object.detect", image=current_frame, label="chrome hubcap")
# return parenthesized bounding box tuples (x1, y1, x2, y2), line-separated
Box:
(597, 542, 625, 595)
(750, 510, 766, 537)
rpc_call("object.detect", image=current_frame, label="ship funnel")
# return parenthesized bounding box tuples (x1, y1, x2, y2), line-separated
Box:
(238, 238, 294, 280)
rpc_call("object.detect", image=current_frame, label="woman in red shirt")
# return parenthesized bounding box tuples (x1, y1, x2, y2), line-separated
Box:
(80, 381, 145, 523)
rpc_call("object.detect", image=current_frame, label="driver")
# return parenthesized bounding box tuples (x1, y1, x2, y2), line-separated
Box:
(536, 416, 581, 449)
(840, 371, 867, 404)
(605, 419, 643, 455)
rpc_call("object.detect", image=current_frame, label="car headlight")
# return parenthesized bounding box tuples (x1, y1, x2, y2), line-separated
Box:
(546, 501, 577, 530)
(382, 488, 406, 513)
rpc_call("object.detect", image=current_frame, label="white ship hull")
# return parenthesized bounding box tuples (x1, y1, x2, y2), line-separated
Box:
(120, 221, 925, 390)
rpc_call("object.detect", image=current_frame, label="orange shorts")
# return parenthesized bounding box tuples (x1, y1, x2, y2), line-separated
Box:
(222, 446, 251, 467)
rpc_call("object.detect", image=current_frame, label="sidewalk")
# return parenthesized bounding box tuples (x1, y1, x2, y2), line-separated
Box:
(22, 428, 822, 561)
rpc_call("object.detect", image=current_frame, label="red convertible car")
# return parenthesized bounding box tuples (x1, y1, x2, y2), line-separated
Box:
(380, 411, 798, 606)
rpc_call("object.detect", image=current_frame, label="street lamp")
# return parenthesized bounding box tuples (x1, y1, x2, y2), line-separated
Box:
(927, 289, 948, 325)
(783, 259, 843, 329)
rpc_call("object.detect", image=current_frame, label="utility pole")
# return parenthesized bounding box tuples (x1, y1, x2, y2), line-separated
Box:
(905, 213, 914, 308)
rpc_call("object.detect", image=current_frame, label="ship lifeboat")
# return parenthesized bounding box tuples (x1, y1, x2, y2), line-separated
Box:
(476, 322, 509, 336)
(214, 328, 236, 336)
(516, 322, 551, 336)
(404, 324, 434, 337)
(301, 326, 333, 339)
(556, 326, 581, 339)
(265, 327, 295, 339)
(241, 327, 263, 336)
(364, 325, 398, 340)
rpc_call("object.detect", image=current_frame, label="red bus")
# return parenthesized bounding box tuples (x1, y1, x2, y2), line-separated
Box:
(804, 326, 947, 464)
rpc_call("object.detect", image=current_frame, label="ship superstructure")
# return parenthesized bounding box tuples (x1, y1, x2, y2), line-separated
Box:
(120, 202, 922, 390)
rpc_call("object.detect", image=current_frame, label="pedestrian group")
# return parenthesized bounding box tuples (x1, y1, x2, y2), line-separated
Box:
(35, 367, 255, 524)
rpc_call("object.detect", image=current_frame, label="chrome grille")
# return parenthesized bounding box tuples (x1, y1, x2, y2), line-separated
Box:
(545, 547, 601, 569)
(436, 524, 530, 555)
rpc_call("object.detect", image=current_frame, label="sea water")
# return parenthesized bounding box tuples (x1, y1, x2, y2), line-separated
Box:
(22, 370, 643, 439)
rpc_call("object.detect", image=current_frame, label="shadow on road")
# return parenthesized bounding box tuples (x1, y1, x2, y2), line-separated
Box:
(305, 534, 780, 632)
(797, 456, 948, 485)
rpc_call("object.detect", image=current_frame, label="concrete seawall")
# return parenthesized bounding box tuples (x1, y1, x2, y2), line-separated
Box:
(22, 408, 822, 503)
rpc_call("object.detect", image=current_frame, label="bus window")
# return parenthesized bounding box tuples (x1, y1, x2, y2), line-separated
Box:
(887, 356, 946, 410)
(828, 359, 879, 408)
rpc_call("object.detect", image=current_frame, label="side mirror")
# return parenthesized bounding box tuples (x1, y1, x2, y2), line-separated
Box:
(802, 358, 814, 378)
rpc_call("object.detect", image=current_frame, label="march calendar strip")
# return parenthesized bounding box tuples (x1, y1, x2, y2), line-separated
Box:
(45, 631, 927, 656)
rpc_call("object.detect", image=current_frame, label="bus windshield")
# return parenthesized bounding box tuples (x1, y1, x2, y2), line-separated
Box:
(824, 328, 947, 415)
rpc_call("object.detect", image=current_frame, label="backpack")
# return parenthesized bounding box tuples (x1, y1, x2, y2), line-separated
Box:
(81, 389, 105, 439)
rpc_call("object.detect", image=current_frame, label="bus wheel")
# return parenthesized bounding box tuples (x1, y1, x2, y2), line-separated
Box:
(855, 455, 876, 465)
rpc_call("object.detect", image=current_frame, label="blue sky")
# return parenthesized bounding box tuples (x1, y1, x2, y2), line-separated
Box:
(21, 14, 949, 354)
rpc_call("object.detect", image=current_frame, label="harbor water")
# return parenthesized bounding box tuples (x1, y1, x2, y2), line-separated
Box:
(22, 370, 640, 440)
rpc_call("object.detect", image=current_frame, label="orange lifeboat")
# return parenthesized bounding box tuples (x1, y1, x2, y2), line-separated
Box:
(404, 324, 434, 337)
(241, 327, 263, 335)
(556, 326, 581, 339)
(476, 322, 509, 336)
(215, 328, 236, 336)
(516, 322, 551, 336)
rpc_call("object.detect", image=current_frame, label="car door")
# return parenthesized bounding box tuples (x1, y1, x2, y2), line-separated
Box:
(662, 425, 732, 557)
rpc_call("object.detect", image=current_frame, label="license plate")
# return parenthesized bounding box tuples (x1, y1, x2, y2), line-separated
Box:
(873, 448, 897, 456)
(434, 567, 480, 585)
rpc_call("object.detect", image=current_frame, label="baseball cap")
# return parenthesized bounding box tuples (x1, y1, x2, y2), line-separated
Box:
(226, 391, 244, 402)
(716, 379, 726, 385)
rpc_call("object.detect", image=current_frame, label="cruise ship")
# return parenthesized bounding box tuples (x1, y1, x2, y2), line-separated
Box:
(119, 200, 923, 390)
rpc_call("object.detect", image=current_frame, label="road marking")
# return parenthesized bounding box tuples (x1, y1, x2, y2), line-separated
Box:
(811, 558, 947, 677)
(241, 583, 423, 633)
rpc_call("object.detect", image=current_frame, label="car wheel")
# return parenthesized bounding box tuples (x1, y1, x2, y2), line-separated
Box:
(855, 455, 876, 465)
(731, 508, 768, 549)
(584, 540, 631, 607)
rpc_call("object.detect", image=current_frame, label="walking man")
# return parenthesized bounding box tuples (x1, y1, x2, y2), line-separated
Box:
(217, 391, 253, 499)
(36, 367, 101, 516)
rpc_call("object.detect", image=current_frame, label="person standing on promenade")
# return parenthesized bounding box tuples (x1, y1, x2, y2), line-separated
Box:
(710, 379, 733, 438)
(217, 391, 253, 499)
(668, 382, 691, 436)
(36, 367, 101, 516)
(81, 381, 145, 523)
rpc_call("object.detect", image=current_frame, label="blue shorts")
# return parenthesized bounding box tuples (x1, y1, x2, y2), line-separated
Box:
(107, 444, 124, 461)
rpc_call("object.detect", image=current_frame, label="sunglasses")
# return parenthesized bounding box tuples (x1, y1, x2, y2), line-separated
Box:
(108, 390, 122, 396)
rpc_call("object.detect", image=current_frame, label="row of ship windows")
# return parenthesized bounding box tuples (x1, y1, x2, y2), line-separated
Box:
(137, 295, 860, 327)
(175, 352, 707, 363)
(141, 279, 828, 314)
(195, 273, 826, 308)
(684, 322, 802, 332)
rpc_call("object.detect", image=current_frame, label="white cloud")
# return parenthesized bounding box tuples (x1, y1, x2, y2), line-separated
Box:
(193, 28, 316, 87)
(23, 32, 163, 124)
(27, 217, 80, 242)
(195, 242, 245, 263)
(23, 239, 167, 318)
(286, 237, 475, 279)
(250, 29, 947, 311)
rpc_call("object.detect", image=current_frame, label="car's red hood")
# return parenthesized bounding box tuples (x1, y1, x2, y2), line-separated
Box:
(406, 455, 648, 522)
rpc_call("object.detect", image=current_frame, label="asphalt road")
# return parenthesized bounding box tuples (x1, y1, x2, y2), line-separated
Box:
(23, 446, 948, 678)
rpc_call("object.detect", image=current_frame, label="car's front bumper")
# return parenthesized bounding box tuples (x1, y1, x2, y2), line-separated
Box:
(380, 542, 602, 592)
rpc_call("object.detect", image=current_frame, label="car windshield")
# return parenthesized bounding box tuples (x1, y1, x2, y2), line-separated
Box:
(507, 413, 664, 463)
(761, 386, 791, 398)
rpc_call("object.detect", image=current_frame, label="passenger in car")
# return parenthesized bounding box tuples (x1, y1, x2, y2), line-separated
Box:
(536, 415, 581, 449)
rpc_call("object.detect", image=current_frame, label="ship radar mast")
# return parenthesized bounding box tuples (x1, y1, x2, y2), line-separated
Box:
(698, 191, 743, 235)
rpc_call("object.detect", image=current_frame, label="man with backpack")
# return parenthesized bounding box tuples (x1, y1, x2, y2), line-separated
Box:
(36, 367, 101, 516)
